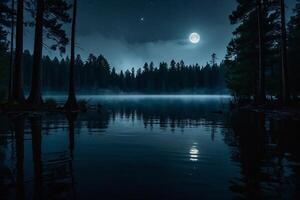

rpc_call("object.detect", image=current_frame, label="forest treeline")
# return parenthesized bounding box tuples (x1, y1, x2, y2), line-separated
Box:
(226, 0, 300, 103)
(21, 51, 226, 93)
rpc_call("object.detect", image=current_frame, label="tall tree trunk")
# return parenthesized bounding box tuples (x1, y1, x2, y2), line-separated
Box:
(12, 0, 24, 103)
(65, 0, 78, 110)
(8, 0, 15, 101)
(280, 0, 290, 105)
(257, 0, 265, 104)
(27, 0, 44, 106)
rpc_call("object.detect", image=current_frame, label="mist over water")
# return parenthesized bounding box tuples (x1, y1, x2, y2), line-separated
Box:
(0, 96, 299, 199)
(44, 94, 231, 104)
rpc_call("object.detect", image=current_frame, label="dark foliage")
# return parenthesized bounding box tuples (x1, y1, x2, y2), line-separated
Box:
(26, 0, 71, 105)
(0, 0, 10, 100)
(22, 51, 226, 93)
(288, 0, 300, 99)
(226, 0, 300, 102)
(226, 0, 281, 100)
(25, 0, 71, 54)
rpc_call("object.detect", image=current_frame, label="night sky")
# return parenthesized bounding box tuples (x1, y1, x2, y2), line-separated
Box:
(24, 0, 297, 71)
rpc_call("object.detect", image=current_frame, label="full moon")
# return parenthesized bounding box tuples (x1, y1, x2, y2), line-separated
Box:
(189, 32, 200, 44)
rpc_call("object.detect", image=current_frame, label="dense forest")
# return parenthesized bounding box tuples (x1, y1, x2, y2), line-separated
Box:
(0, 1, 9, 98)
(21, 51, 226, 93)
(0, 33, 8, 98)
(0, 0, 76, 108)
(0, 0, 300, 109)
(226, 0, 300, 103)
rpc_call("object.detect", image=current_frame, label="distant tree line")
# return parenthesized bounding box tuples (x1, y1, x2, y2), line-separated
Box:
(225, 0, 300, 104)
(22, 51, 226, 93)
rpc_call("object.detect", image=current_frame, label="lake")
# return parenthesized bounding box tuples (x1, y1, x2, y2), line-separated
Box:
(0, 95, 299, 200)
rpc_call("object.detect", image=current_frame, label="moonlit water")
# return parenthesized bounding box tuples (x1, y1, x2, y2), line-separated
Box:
(0, 95, 299, 200)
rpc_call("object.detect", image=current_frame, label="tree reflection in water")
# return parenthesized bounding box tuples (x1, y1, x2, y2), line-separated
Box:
(0, 99, 299, 199)
(226, 110, 300, 199)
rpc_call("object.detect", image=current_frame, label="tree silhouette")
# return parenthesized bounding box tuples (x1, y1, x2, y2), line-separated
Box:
(27, 0, 45, 105)
(288, 0, 300, 99)
(280, 0, 290, 105)
(27, 0, 71, 106)
(21, 52, 227, 93)
(257, 0, 266, 104)
(225, 0, 281, 102)
(12, 0, 25, 103)
(0, 1, 10, 99)
(8, 0, 15, 101)
(65, 0, 78, 110)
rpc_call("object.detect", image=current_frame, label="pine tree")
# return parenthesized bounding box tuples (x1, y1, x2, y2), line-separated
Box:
(8, 0, 15, 101)
(288, 0, 300, 99)
(12, 0, 25, 103)
(0, 1, 10, 99)
(257, 0, 266, 104)
(27, 0, 71, 106)
(280, 0, 290, 105)
(27, 0, 45, 105)
(225, 0, 279, 102)
(65, 0, 78, 110)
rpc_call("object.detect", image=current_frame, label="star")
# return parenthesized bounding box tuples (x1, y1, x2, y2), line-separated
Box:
(140, 17, 144, 22)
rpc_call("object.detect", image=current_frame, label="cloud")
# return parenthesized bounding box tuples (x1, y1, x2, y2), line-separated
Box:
(76, 33, 225, 72)
(23, 27, 230, 72)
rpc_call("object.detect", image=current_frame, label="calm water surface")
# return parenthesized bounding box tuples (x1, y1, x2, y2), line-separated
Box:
(0, 95, 299, 200)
